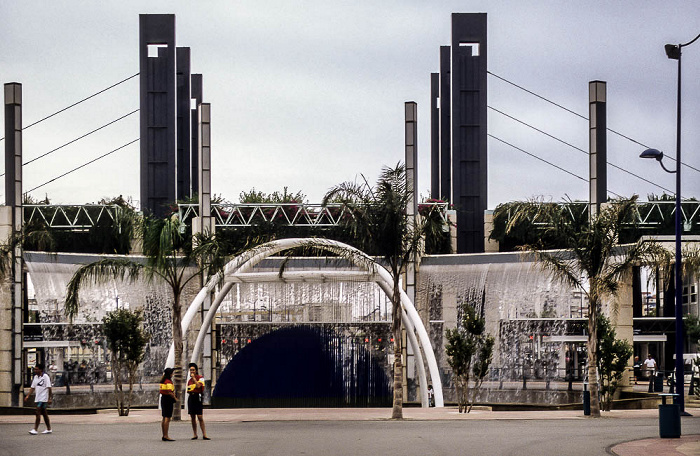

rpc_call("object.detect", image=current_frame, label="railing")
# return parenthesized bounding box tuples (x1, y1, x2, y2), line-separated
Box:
(24, 204, 125, 230)
(178, 203, 352, 227)
(502, 200, 700, 230)
(490, 365, 584, 391)
(30, 201, 700, 231)
(179, 201, 451, 228)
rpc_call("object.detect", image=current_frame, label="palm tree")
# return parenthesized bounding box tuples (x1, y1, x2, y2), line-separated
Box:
(323, 163, 431, 419)
(65, 215, 226, 420)
(501, 196, 666, 417)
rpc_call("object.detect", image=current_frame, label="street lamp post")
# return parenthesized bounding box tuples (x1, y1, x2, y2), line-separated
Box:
(640, 32, 700, 416)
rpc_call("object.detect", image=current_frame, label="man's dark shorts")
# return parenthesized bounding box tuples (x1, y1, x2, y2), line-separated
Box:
(35, 402, 48, 409)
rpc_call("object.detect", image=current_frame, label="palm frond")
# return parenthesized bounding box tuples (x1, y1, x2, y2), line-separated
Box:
(65, 258, 145, 319)
(682, 244, 700, 279)
(522, 246, 586, 292)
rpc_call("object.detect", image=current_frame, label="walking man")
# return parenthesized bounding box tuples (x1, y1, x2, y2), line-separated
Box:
(24, 363, 53, 435)
(644, 354, 657, 379)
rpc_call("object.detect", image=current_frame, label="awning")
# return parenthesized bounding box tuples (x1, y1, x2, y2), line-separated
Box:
(633, 335, 667, 342)
(23, 341, 82, 348)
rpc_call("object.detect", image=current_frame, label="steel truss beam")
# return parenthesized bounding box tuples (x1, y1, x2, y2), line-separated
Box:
(504, 201, 700, 230)
(178, 202, 451, 228)
(24, 205, 124, 230)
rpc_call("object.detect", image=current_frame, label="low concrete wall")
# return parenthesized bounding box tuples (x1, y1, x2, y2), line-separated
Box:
(49, 389, 159, 409)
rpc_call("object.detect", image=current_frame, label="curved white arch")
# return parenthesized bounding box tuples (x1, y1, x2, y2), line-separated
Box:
(168, 238, 444, 407)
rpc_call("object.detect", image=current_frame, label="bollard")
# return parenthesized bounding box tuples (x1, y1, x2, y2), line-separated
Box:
(583, 383, 590, 416)
(654, 372, 665, 392)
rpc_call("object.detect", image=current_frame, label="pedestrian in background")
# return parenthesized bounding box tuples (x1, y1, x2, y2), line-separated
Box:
(24, 363, 53, 435)
(644, 354, 657, 380)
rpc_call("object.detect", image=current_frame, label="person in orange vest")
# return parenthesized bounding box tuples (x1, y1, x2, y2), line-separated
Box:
(159, 368, 177, 441)
(187, 363, 209, 440)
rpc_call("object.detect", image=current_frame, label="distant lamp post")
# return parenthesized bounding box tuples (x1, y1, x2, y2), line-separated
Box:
(641, 147, 686, 413)
(640, 31, 700, 416)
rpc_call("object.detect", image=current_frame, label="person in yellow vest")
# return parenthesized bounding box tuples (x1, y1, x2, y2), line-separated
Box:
(187, 363, 209, 440)
(159, 368, 177, 441)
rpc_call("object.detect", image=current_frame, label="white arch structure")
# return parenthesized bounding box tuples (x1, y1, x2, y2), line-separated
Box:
(166, 238, 444, 408)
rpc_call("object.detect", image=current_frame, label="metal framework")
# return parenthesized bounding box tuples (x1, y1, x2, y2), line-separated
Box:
(168, 237, 445, 408)
(179, 202, 450, 228)
(20, 201, 700, 232)
(503, 201, 700, 229)
(24, 205, 125, 230)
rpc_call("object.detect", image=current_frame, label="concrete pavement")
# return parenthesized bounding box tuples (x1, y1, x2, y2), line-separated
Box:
(0, 407, 697, 455)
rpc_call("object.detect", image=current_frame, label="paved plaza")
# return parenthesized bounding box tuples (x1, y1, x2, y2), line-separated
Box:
(0, 407, 698, 456)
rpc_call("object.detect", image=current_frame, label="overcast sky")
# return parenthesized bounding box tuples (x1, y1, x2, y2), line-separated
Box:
(2, 1, 700, 208)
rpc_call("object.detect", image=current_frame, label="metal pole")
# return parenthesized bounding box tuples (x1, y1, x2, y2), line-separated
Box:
(673, 47, 685, 414)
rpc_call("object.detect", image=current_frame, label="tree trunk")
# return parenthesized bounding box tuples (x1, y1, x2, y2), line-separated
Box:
(391, 280, 403, 420)
(172, 294, 184, 421)
(469, 377, 483, 413)
(587, 297, 601, 417)
(392, 357, 403, 419)
(112, 358, 124, 416)
(126, 363, 136, 417)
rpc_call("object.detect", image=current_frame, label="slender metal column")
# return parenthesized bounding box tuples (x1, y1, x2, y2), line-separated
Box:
(197, 103, 213, 392)
(404, 101, 418, 304)
(4, 82, 23, 406)
(588, 81, 607, 219)
(673, 45, 684, 414)
(405, 102, 418, 398)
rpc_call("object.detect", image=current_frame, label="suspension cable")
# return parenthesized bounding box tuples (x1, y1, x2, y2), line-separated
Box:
(488, 134, 625, 198)
(0, 109, 139, 177)
(489, 106, 675, 195)
(0, 73, 138, 141)
(24, 139, 139, 194)
(487, 71, 700, 173)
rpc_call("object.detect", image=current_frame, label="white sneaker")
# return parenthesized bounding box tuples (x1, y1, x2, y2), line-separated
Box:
(29, 429, 38, 435)
(42, 430, 52, 434)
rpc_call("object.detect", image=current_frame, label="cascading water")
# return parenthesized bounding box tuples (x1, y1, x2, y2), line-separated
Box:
(211, 258, 395, 407)
(418, 254, 586, 405)
(25, 252, 176, 386)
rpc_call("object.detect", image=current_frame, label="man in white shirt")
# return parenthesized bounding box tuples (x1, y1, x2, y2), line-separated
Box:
(24, 363, 53, 435)
(644, 354, 657, 380)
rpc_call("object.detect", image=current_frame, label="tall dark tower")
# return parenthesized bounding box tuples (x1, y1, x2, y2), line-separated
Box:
(176, 47, 192, 201)
(139, 14, 177, 216)
(431, 13, 488, 253)
(430, 73, 440, 200)
(439, 46, 452, 201)
(451, 13, 487, 253)
(190, 74, 203, 196)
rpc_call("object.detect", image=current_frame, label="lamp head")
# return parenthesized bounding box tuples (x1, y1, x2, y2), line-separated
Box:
(640, 148, 664, 161)
(665, 44, 681, 60)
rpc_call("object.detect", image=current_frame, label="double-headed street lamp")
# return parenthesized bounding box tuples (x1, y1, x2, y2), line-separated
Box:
(640, 32, 700, 416)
